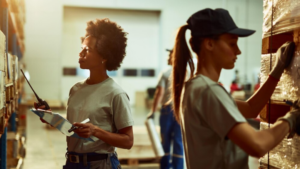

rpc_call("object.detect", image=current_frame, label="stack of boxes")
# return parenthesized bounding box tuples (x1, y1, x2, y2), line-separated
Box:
(0, 0, 27, 168)
(259, 0, 300, 168)
(7, 0, 25, 52)
(0, 31, 6, 134)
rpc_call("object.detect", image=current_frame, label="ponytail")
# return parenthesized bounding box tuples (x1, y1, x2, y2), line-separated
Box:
(171, 25, 195, 123)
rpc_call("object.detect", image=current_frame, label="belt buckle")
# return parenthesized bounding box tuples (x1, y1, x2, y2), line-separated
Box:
(69, 155, 80, 163)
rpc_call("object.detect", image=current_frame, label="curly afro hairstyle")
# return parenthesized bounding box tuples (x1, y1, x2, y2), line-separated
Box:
(82, 18, 128, 71)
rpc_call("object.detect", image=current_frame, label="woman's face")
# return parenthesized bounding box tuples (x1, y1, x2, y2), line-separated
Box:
(212, 33, 241, 69)
(78, 36, 104, 70)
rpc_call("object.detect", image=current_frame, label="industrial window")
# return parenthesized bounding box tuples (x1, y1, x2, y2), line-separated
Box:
(123, 69, 137, 76)
(63, 67, 76, 76)
(141, 69, 155, 77)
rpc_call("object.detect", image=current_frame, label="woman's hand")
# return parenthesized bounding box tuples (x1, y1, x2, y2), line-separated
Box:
(73, 123, 96, 138)
(270, 41, 295, 79)
(34, 102, 51, 124)
(147, 111, 154, 119)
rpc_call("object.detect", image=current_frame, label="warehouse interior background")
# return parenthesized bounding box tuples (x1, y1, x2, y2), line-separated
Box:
(24, 0, 263, 104)
(2, 0, 265, 168)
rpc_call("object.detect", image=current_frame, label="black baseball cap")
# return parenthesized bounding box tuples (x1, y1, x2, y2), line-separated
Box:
(187, 8, 255, 37)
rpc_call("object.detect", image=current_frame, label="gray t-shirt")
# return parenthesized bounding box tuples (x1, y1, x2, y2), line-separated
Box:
(67, 78, 134, 153)
(181, 75, 248, 169)
(157, 67, 172, 105)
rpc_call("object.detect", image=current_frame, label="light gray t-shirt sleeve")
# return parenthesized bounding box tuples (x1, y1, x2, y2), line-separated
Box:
(157, 72, 165, 88)
(112, 93, 134, 130)
(200, 85, 247, 138)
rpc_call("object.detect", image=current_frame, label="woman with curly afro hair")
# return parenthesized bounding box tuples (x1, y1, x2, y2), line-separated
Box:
(36, 18, 134, 169)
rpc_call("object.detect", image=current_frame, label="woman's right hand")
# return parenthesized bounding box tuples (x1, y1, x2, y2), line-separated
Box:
(277, 108, 300, 138)
(270, 41, 295, 80)
(34, 102, 51, 124)
(147, 111, 154, 119)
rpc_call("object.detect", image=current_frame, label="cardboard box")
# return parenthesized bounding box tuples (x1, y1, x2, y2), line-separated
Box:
(6, 86, 10, 103)
(0, 108, 5, 134)
(5, 54, 13, 85)
(7, 158, 23, 169)
(0, 31, 5, 72)
(263, 0, 300, 38)
(0, 92, 5, 109)
(0, 71, 4, 94)
(7, 0, 20, 13)
(17, 104, 27, 127)
(7, 132, 20, 158)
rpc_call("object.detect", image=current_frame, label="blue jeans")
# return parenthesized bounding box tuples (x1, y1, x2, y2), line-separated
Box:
(63, 152, 120, 169)
(160, 105, 184, 169)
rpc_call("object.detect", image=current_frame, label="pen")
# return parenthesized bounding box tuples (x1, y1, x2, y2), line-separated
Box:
(68, 118, 90, 133)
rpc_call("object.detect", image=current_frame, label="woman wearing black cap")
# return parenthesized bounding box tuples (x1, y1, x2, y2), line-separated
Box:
(171, 8, 300, 168)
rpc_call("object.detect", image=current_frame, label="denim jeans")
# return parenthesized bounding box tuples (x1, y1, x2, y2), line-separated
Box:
(160, 105, 184, 169)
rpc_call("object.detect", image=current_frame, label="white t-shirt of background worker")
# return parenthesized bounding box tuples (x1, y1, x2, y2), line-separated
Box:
(67, 77, 134, 154)
(181, 75, 248, 169)
(157, 67, 172, 105)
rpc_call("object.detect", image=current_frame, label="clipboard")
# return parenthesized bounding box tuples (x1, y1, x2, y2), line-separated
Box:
(31, 108, 97, 142)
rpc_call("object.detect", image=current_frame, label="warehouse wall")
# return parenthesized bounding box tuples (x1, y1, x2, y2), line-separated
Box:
(61, 7, 160, 102)
(24, 0, 263, 104)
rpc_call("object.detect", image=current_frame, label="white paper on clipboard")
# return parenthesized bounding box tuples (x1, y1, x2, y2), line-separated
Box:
(31, 108, 97, 142)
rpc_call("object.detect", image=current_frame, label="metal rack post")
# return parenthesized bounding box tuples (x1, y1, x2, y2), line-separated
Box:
(0, 0, 9, 168)
(0, 128, 7, 169)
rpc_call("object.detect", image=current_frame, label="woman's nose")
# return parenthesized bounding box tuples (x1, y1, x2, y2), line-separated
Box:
(236, 47, 241, 55)
(79, 50, 84, 57)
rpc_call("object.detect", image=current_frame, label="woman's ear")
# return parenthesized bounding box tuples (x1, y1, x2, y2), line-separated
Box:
(203, 38, 214, 51)
(101, 59, 107, 64)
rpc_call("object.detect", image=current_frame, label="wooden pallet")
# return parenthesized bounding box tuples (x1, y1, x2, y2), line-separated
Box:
(117, 125, 161, 166)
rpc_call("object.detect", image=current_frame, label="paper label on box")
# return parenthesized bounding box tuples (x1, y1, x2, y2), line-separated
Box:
(0, 51, 4, 72)
(0, 93, 4, 109)
(0, 71, 4, 93)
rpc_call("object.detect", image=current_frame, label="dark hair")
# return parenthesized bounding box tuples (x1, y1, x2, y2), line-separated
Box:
(171, 25, 219, 123)
(171, 25, 194, 122)
(82, 18, 127, 71)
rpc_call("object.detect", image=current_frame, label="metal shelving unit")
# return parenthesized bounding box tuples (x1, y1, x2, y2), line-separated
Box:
(0, 0, 25, 168)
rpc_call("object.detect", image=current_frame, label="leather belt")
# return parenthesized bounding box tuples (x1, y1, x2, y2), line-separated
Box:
(67, 153, 108, 163)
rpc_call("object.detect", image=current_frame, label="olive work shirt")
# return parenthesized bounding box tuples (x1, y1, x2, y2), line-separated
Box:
(181, 75, 248, 169)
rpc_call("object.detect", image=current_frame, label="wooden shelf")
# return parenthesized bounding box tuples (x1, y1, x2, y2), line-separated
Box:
(8, 11, 24, 55)
(5, 83, 13, 87)
(1, 0, 25, 56)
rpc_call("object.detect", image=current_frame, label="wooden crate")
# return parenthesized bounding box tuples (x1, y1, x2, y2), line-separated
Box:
(260, 28, 300, 123)
(262, 32, 293, 54)
(259, 101, 291, 124)
(117, 126, 160, 166)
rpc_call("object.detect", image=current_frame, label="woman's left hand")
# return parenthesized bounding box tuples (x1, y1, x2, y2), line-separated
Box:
(73, 123, 96, 138)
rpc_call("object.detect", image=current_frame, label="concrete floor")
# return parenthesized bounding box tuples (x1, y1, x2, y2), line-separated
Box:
(22, 106, 259, 169)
